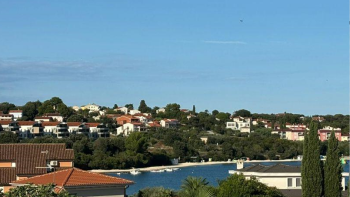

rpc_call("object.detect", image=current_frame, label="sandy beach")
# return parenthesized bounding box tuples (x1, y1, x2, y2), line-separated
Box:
(90, 159, 300, 173)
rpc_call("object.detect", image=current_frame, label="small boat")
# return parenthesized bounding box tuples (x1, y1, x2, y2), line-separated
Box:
(116, 172, 121, 175)
(165, 168, 173, 172)
(172, 168, 179, 171)
(130, 168, 141, 175)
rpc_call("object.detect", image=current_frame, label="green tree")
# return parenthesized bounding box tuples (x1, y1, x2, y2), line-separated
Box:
(125, 132, 148, 154)
(164, 103, 181, 119)
(192, 105, 196, 114)
(66, 115, 84, 122)
(0, 132, 19, 143)
(179, 177, 211, 197)
(233, 109, 251, 117)
(217, 174, 284, 197)
(302, 121, 323, 197)
(5, 184, 75, 197)
(324, 131, 342, 197)
(138, 100, 151, 113)
(0, 102, 16, 114)
(125, 104, 134, 110)
(21, 101, 42, 120)
(113, 104, 118, 109)
(132, 187, 176, 197)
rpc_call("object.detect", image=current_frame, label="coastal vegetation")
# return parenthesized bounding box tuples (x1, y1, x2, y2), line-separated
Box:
(0, 98, 349, 170)
(0, 184, 75, 197)
(131, 174, 284, 197)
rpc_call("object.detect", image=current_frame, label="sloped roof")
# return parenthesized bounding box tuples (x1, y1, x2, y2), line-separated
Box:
(236, 164, 301, 173)
(0, 144, 74, 185)
(11, 168, 134, 187)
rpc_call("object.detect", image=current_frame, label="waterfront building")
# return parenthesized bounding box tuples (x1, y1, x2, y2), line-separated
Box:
(229, 161, 349, 196)
(10, 168, 133, 197)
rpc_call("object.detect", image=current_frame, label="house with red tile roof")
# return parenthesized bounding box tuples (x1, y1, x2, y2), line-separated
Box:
(9, 110, 22, 121)
(117, 122, 146, 136)
(0, 144, 74, 193)
(10, 168, 133, 197)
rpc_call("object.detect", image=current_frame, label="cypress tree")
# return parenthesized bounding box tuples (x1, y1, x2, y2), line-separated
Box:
(302, 121, 323, 197)
(324, 131, 342, 197)
(301, 129, 310, 196)
(192, 105, 196, 114)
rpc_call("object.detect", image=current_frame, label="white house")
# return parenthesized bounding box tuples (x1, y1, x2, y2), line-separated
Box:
(0, 114, 13, 121)
(156, 108, 166, 114)
(226, 116, 251, 133)
(34, 117, 52, 122)
(43, 113, 63, 122)
(129, 109, 141, 115)
(72, 106, 80, 111)
(160, 119, 179, 128)
(82, 103, 101, 112)
(117, 122, 146, 136)
(229, 161, 348, 192)
(115, 107, 129, 114)
(9, 110, 22, 121)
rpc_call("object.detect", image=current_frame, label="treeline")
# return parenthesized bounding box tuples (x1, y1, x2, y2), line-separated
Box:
(1, 98, 349, 135)
(0, 127, 348, 170)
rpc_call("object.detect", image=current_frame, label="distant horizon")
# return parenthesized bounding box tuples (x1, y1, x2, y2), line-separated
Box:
(0, 1, 348, 115)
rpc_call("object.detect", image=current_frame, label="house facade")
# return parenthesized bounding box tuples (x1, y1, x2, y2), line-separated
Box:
(229, 161, 348, 193)
(8, 110, 22, 121)
(0, 144, 74, 193)
(226, 116, 251, 133)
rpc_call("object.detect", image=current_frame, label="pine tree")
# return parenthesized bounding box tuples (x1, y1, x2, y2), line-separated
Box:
(302, 121, 323, 197)
(324, 131, 342, 197)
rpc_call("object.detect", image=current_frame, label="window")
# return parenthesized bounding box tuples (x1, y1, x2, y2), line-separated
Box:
(296, 178, 301, 187)
(287, 178, 293, 187)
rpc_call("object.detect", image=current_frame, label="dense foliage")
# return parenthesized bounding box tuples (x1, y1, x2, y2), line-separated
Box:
(324, 131, 342, 197)
(1, 184, 75, 197)
(302, 121, 323, 197)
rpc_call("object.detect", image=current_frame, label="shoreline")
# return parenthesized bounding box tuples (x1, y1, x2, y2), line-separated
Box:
(90, 159, 300, 173)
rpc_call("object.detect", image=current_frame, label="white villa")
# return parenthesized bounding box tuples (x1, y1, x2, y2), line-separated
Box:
(226, 116, 251, 133)
(229, 161, 348, 194)
(116, 122, 146, 136)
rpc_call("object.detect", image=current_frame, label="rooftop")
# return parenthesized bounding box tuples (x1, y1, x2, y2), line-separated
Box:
(236, 164, 301, 173)
(11, 168, 134, 187)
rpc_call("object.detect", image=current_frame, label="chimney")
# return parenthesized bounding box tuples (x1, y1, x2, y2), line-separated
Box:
(237, 159, 244, 170)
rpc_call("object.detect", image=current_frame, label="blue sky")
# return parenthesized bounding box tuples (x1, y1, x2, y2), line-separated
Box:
(0, 0, 348, 115)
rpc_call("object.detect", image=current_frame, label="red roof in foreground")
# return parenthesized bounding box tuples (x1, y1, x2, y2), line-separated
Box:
(11, 168, 134, 187)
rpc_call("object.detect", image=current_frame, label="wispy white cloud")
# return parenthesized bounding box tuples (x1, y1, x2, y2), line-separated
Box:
(202, 40, 247, 45)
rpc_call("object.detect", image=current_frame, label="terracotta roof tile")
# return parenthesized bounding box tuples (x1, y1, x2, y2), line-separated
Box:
(9, 110, 22, 113)
(0, 144, 74, 185)
(11, 168, 134, 187)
